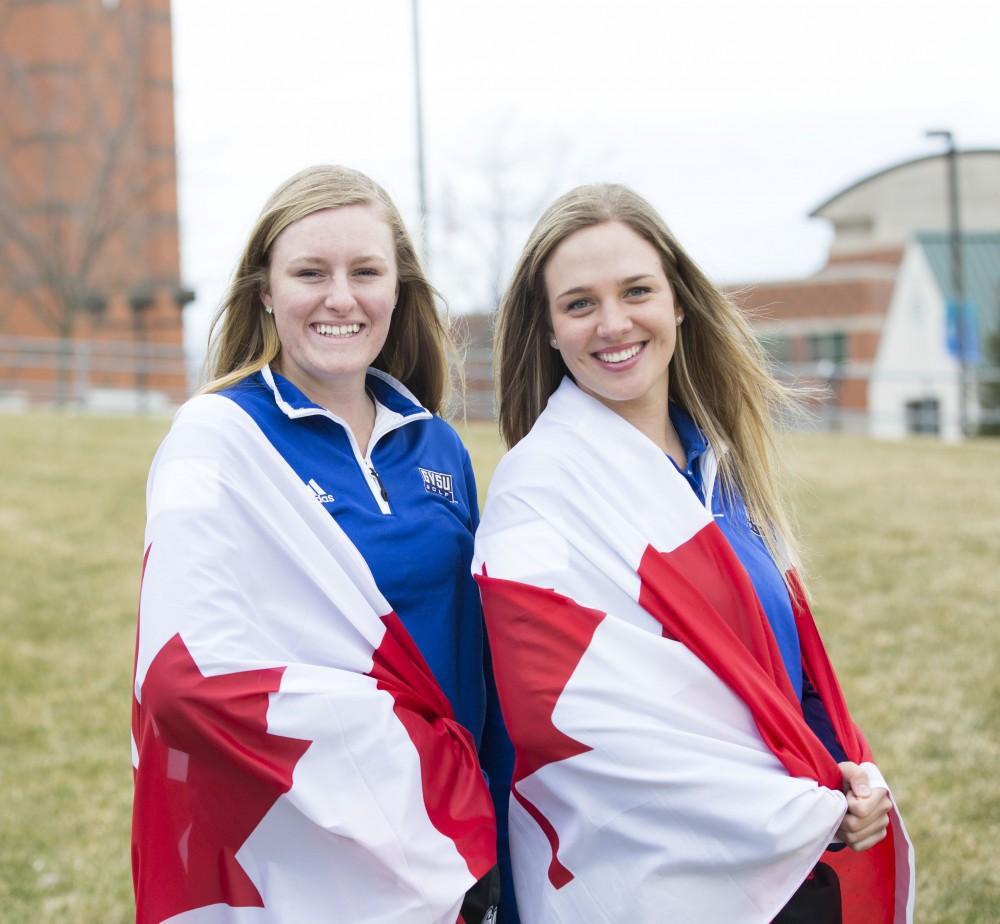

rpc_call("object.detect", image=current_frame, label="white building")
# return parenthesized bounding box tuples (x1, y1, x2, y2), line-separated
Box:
(870, 232, 1000, 440)
(739, 148, 1000, 438)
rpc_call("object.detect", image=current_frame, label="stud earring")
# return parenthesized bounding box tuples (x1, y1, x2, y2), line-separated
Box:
(675, 313, 683, 325)
(265, 305, 273, 315)
(549, 336, 559, 349)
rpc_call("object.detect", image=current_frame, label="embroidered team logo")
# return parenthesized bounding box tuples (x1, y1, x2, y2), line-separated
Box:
(419, 467, 455, 503)
(307, 478, 335, 504)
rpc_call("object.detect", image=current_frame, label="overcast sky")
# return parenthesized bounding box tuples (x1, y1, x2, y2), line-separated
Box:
(172, 0, 1000, 359)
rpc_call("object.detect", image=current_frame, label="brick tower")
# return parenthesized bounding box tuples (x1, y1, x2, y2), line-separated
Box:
(0, 0, 189, 409)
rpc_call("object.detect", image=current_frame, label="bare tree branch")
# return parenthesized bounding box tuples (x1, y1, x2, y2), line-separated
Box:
(432, 116, 614, 315)
(0, 0, 173, 336)
(0, 1, 178, 398)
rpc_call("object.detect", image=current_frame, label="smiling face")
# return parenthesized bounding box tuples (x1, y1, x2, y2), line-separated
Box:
(544, 220, 681, 425)
(262, 204, 397, 409)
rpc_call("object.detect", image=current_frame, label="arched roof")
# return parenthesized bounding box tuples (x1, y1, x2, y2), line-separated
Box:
(810, 149, 1000, 218)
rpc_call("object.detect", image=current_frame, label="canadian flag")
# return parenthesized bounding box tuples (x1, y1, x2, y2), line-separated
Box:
(473, 378, 914, 924)
(132, 395, 496, 923)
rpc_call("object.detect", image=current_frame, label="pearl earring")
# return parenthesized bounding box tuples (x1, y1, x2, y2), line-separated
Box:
(265, 305, 273, 315)
(675, 313, 683, 325)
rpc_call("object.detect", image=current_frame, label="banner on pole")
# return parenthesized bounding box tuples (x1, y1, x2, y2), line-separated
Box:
(946, 298, 980, 361)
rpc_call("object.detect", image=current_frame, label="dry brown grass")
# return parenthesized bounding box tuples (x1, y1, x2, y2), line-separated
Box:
(781, 434, 1000, 922)
(1, 414, 996, 922)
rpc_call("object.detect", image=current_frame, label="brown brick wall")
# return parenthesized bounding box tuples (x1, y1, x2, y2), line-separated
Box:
(732, 274, 894, 416)
(848, 329, 882, 363)
(0, 0, 187, 404)
(826, 246, 904, 267)
(734, 277, 894, 321)
(837, 376, 868, 411)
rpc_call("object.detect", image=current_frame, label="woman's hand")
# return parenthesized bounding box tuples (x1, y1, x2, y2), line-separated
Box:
(835, 761, 892, 852)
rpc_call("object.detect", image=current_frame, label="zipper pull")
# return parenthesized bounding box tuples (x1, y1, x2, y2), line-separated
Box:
(369, 465, 389, 502)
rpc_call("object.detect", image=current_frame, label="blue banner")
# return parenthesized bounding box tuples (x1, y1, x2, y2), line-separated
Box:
(945, 299, 980, 361)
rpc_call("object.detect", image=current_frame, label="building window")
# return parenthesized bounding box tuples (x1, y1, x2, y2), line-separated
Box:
(806, 331, 847, 365)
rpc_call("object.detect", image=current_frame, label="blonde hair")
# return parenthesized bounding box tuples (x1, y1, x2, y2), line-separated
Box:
(495, 183, 805, 576)
(202, 165, 450, 413)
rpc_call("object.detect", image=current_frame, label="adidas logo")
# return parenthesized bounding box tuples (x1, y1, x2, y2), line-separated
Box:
(308, 478, 335, 504)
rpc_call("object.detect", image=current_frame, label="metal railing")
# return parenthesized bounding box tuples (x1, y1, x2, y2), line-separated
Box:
(0, 335, 189, 412)
(2, 336, 998, 437)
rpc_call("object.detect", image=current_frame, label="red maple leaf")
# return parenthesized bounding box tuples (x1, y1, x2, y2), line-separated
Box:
(132, 632, 311, 924)
(367, 612, 497, 881)
(636, 530, 840, 785)
(638, 533, 901, 922)
(475, 570, 605, 888)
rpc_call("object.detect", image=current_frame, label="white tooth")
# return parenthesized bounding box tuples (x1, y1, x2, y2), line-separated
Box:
(316, 322, 362, 336)
(598, 344, 640, 363)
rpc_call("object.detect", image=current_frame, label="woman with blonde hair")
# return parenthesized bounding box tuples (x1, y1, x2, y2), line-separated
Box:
(474, 183, 913, 923)
(132, 165, 513, 924)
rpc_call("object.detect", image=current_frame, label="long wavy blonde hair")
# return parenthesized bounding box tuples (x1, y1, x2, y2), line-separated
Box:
(202, 165, 451, 413)
(495, 183, 805, 575)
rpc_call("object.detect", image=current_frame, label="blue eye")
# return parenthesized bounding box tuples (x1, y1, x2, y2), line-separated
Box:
(566, 298, 590, 312)
(625, 286, 651, 298)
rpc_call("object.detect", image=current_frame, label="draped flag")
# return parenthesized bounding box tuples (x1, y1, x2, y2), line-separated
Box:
(132, 394, 497, 924)
(473, 378, 914, 924)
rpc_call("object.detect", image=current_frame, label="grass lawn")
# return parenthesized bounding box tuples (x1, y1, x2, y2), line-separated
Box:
(1, 413, 997, 922)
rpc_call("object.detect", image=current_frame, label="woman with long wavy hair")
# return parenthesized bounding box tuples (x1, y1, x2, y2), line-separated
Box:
(474, 183, 913, 924)
(131, 165, 513, 924)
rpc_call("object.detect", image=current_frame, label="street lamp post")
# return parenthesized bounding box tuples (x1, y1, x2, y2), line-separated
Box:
(411, 0, 430, 269)
(926, 129, 968, 438)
